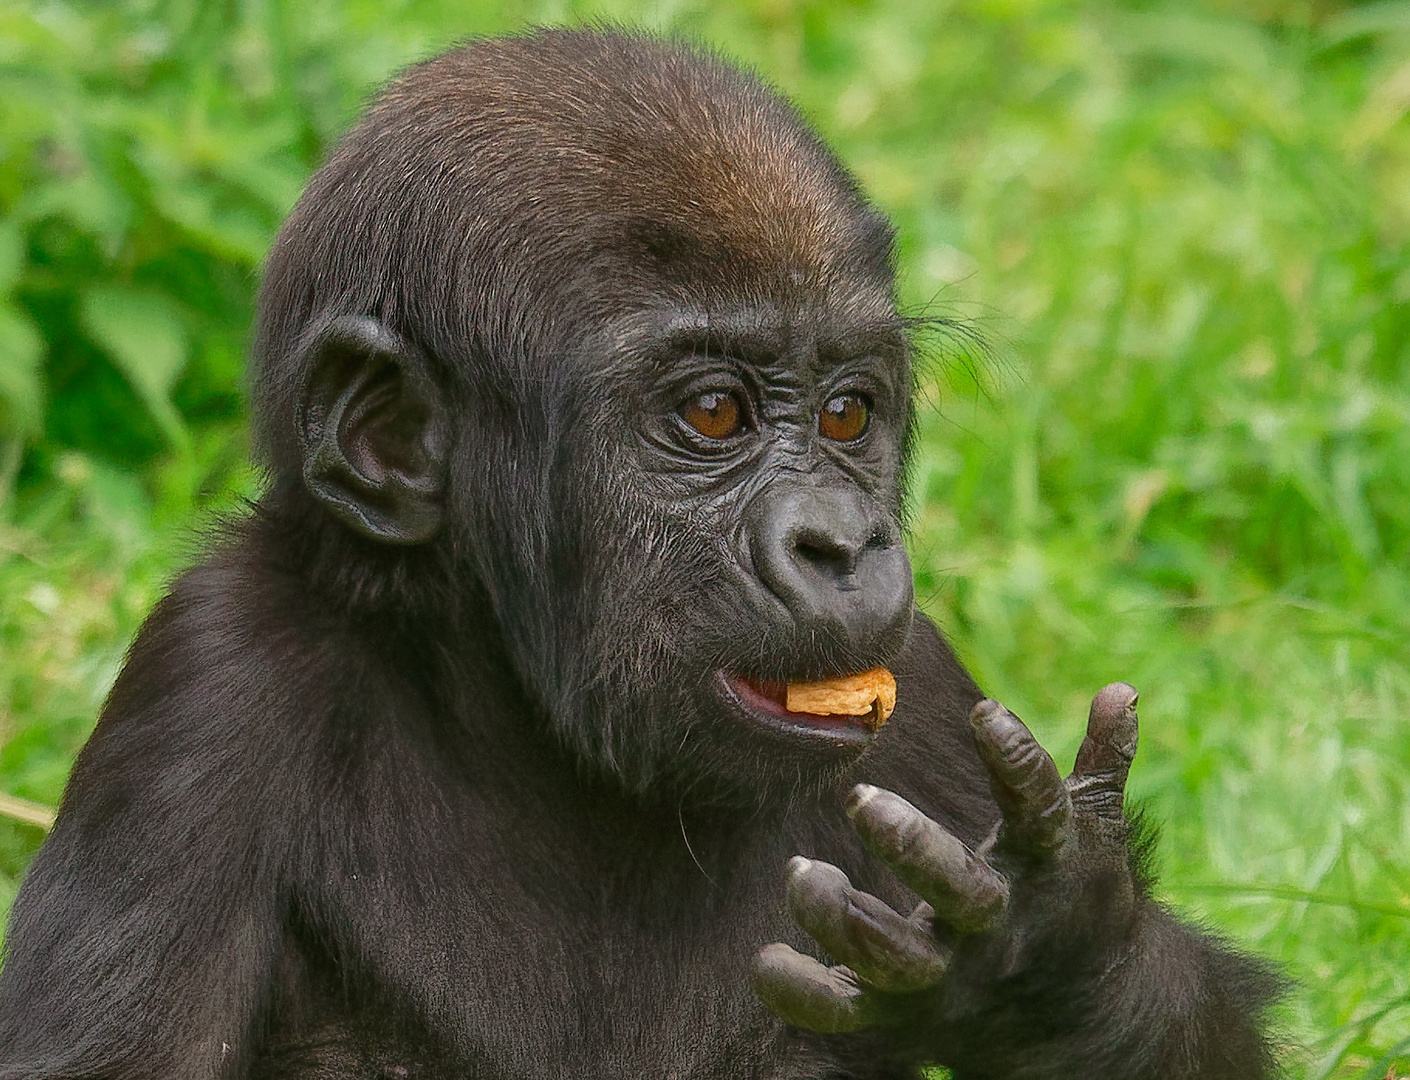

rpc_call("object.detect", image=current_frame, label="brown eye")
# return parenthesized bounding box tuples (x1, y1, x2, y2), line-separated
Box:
(680, 390, 745, 439)
(819, 393, 870, 442)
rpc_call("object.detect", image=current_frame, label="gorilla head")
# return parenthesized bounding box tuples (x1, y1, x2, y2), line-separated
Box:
(251, 29, 915, 802)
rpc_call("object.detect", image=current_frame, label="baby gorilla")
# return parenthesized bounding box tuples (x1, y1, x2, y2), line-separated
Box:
(0, 29, 1281, 1080)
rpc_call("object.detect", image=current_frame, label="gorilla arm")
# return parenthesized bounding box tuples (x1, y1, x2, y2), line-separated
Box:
(0, 585, 289, 1080)
(0, 316, 449, 1080)
(756, 680, 1285, 1079)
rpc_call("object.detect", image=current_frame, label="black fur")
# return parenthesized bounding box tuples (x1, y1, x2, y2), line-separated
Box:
(0, 29, 1281, 1079)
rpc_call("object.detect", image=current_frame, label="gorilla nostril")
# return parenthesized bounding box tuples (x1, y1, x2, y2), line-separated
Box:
(793, 531, 857, 575)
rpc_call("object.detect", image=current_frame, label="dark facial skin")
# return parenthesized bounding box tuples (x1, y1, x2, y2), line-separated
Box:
(541, 293, 916, 797)
(0, 29, 1282, 1080)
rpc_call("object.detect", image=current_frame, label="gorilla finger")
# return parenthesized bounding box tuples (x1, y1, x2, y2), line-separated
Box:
(784, 857, 949, 992)
(1068, 683, 1139, 822)
(751, 943, 874, 1034)
(845, 785, 1008, 934)
(970, 699, 1072, 857)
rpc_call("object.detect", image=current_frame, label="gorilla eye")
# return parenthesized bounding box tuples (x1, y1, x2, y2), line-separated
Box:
(679, 390, 745, 440)
(818, 393, 870, 442)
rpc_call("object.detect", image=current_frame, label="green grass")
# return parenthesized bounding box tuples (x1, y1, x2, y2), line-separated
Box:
(2, 1, 1409, 1075)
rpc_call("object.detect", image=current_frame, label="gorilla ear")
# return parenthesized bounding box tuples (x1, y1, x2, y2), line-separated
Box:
(298, 316, 447, 544)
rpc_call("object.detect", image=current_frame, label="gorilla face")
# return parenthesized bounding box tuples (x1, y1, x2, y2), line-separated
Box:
(529, 286, 916, 800)
(253, 31, 917, 803)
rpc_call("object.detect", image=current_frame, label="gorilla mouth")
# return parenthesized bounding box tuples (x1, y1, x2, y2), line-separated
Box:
(718, 672, 886, 748)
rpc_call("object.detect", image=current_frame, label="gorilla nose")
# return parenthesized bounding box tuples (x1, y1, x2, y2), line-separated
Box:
(748, 487, 913, 647)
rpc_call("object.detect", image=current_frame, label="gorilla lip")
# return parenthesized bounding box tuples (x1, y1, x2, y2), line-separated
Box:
(720, 669, 895, 745)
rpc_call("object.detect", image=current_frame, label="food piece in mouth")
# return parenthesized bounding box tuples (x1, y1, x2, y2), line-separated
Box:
(785, 668, 897, 729)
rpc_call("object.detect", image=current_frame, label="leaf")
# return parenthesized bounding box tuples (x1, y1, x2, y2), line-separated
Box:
(22, 174, 132, 255)
(0, 301, 45, 439)
(77, 286, 189, 448)
(0, 220, 23, 293)
(1361, 1033, 1410, 1080)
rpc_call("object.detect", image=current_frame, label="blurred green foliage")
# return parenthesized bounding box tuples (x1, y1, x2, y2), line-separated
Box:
(2, 0, 1409, 1075)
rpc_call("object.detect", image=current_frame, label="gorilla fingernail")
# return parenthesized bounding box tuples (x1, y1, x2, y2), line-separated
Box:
(846, 783, 883, 817)
(788, 855, 814, 877)
(969, 698, 1007, 726)
(1093, 682, 1139, 716)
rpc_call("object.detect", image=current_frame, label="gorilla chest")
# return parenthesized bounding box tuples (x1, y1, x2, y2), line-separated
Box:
(444, 886, 792, 1076)
(282, 843, 837, 1079)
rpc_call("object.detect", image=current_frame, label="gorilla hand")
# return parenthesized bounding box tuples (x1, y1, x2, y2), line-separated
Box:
(753, 684, 1142, 1050)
